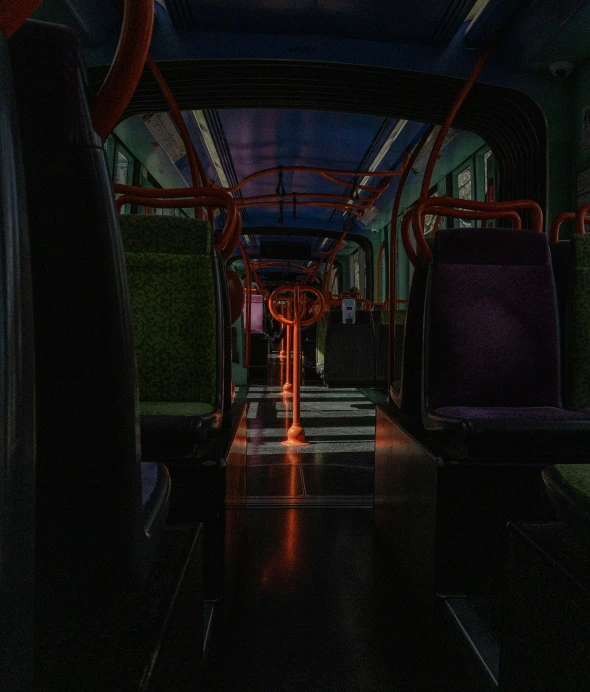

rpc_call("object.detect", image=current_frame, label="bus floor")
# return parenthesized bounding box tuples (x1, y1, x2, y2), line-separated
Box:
(205, 358, 433, 691)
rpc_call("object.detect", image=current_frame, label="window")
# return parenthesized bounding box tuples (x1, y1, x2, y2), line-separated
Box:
(351, 251, 360, 291)
(424, 191, 439, 236)
(456, 165, 472, 227)
(483, 149, 494, 201)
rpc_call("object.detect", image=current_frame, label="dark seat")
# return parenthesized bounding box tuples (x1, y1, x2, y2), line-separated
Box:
(119, 214, 224, 439)
(10, 19, 170, 597)
(543, 465, 590, 539)
(323, 309, 376, 386)
(374, 309, 389, 385)
(422, 227, 590, 456)
(391, 252, 430, 414)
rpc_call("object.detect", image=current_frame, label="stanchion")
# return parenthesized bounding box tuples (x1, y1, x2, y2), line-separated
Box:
(268, 285, 325, 447)
(279, 303, 286, 362)
(282, 301, 293, 395)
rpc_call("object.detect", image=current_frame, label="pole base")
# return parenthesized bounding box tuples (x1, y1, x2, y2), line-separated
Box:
(281, 424, 310, 447)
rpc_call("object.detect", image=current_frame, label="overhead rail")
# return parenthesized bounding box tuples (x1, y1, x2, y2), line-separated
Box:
(91, 0, 154, 140)
(215, 159, 409, 194)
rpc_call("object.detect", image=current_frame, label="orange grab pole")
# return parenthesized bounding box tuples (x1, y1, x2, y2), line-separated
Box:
(219, 159, 409, 194)
(145, 55, 206, 190)
(0, 0, 43, 37)
(114, 190, 239, 257)
(575, 204, 590, 238)
(376, 240, 386, 304)
(279, 304, 286, 362)
(91, 0, 154, 140)
(269, 286, 325, 446)
(412, 198, 542, 263)
(420, 41, 496, 201)
(283, 303, 293, 395)
(387, 126, 434, 400)
(238, 242, 251, 367)
(551, 211, 590, 244)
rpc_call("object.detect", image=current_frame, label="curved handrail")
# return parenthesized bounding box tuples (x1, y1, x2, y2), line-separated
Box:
(114, 185, 239, 256)
(268, 286, 325, 327)
(575, 203, 590, 238)
(551, 211, 590, 244)
(411, 197, 543, 263)
(91, 0, 154, 139)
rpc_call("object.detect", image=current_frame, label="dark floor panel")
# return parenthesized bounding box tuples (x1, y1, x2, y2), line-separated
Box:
(247, 465, 303, 497)
(303, 465, 374, 496)
(206, 509, 429, 691)
(247, 451, 375, 468)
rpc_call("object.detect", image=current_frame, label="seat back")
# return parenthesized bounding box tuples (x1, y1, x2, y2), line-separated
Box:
(11, 20, 157, 598)
(424, 227, 561, 411)
(0, 30, 35, 690)
(120, 215, 223, 416)
(395, 255, 430, 415)
(374, 310, 389, 385)
(566, 234, 590, 409)
(323, 310, 376, 385)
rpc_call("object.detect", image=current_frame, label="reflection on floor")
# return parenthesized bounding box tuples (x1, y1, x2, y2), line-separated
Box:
(206, 362, 427, 691)
(247, 376, 376, 507)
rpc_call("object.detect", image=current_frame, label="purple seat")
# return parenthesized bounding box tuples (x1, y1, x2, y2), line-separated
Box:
(423, 227, 590, 457)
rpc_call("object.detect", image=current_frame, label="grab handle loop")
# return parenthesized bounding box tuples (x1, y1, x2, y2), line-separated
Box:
(275, 166, 286, 197)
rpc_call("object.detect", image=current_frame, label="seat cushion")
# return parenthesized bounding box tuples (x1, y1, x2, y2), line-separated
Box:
(543, 465, 590, 539)
(140, 402, 215, 417)
(435, 406, 590, 421)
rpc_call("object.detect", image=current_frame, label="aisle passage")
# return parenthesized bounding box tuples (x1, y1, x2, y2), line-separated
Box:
(208, 375, 426, 691)
(247, 385, 375, 506)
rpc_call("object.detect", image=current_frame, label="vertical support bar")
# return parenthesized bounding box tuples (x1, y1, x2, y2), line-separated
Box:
(282, 286, 309, 447)
(279, 303, 286, 362)
(282, 300, 293, 395)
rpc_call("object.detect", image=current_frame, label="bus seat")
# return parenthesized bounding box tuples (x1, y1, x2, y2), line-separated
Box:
(10, 19, 170, 595)
(422, 227, 590, 455)
(395, 252, 430, 415)
(543, 465, 590, 539)
(323, 310, 376, 386)
(564, 234, 590, 410)
(119, 214, 224, 439)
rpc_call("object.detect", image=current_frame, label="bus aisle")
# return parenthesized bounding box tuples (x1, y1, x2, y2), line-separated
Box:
(205, 356, 430, 691)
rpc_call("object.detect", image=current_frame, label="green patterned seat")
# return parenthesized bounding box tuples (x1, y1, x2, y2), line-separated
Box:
(543, 465, 590, 540)
(567, 234, 590, 409)
(120, 215, 222, 435)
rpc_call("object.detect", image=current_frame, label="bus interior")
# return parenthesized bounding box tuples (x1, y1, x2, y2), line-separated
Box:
(3, 1, 590, 690)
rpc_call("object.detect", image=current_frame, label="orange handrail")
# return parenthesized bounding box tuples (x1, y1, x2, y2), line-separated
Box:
(0, 0, 43, 37)
(376, 240, 386, 304)
(551, 211, 590, 244)
(387, 126, 434, 400)
(419, 40, 496, 202)
(238, 241, 251, 368)
(411, 198, 542, 263)
(91, 0, 154, 139)
(114, 185, 240, 258)
(145, 55, 206, 190)
(218, 159, 409, 194)
(575, 204, 590, 238)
